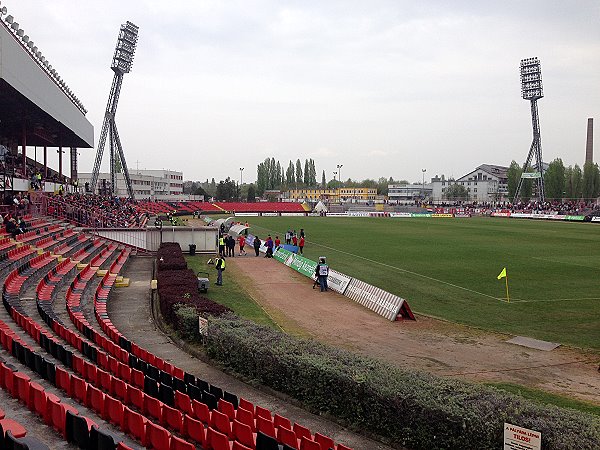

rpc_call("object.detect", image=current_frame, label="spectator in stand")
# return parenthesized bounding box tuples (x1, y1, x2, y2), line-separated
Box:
(238, 234, 247, 256)
(253, 235, 261, 257)
(299, 235, 305, 254)
(265, 235, 274, 258)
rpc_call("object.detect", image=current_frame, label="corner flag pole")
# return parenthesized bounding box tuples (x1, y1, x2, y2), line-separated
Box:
(505, 273, 510, 303)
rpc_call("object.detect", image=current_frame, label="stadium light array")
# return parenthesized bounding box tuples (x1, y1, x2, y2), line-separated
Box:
(520, 57, 543, 101)
(0, 3, 88, 114)
(111, 21, 139, 74)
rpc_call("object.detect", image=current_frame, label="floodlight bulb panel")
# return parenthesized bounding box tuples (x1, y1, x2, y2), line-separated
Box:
(5, 14, 13, 23)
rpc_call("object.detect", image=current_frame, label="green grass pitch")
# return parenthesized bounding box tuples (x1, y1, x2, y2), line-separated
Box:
(247, 216, 600, 350)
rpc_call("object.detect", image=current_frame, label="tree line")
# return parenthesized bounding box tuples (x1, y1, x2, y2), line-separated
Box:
(508, 159, 600, 201)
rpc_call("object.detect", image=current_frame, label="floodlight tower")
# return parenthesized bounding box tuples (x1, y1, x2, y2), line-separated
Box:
(90, 21, 139, 198)
(513, 57, 545, 203)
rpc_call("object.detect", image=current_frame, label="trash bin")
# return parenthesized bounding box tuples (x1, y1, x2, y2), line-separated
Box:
(189, 244, 196, 255)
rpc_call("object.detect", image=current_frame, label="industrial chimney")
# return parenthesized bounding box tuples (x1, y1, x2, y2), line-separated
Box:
(585, 118, 593, 164)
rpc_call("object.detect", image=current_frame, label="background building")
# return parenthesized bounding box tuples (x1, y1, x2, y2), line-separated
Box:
(79, 169, 183, 199)
(431, 164, 508, 202)
(388, 183, 432, 202)
(286, 187, 377, 203)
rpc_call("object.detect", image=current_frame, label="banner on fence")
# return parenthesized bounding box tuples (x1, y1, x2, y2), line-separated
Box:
(592, 216, 600, 222)
(234, 213, 259, 217)
(326, 212, 349, 217)
(321, 269, 352, 294)
(344, 278, 415, 321)
(274, 247, 294, 265)
(261, 212, 279, 216)
(281, 212, 306, 216)
(389, 212, 412, 218)
(432, 213, 454, 218)
(288, 253, 318, 278)
(504, 423, 541, 450)
(410, 213, 432, 218)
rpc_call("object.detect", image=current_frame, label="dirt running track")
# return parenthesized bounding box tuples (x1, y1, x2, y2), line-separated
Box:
(228, 256, 600, 404)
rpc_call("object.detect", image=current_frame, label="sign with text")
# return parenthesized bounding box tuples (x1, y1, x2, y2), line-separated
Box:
(326, 269, 352, 295)
(504, 423, 541, 450)
(198, 317, 209, 336)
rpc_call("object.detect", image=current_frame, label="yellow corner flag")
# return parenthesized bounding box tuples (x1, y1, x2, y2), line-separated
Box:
(497, 267, 509, 302)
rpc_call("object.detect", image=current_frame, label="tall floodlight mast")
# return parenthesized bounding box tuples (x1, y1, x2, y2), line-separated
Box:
(90, 21, 139, 198)
(513, 57, 545, 203)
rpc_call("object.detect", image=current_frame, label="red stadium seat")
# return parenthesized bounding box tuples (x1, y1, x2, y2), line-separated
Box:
(144, 395, 163, 421)
(122, 406, 147, 445)
(232, 441, 253, 450)
(256, 415, 275, 438)
(277, 426, 298, 450)
(236, 407, 255, 432)
(0, 419, 27, 439)
(233, 419, 256, 449)
(273, 413, 291, 431)
(128, 386, 145, 411)
(192, 399, 211, 424)
(314, 432, 335, 450)
(293, 423, 312, 442)
(104, 395, 124, 426)
(175, 391, 193, 416)
(218, 398, 236, 421)
(161, 404, 183, 431)
(145, 421, 170, 450)
(238, 397, 254, 414)
(182, 415, 206, 446)
(206, 427, 231, 450)
(255, 406, 272, 421)
(86, 385, 105, 416)
(299, 436, 321, 450)
(211, 409, 233, 439)
(170, 434, 195, 450)
(336, 444, 353, 450)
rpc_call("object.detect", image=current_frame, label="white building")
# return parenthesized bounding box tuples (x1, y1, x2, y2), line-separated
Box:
(388, 183, 432, 202)
(78, 169, 184, 199)
(431, 164, 508, 202)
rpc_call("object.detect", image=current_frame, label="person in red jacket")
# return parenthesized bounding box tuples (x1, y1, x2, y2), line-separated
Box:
(238, 235, 246, 255)
(298, 236, 305, 254)
(292, 234, 298, 246)
(274, 236, 281, 248)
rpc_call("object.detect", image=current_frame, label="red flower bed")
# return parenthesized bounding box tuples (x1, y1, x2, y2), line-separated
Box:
(156, 245, 231, 325)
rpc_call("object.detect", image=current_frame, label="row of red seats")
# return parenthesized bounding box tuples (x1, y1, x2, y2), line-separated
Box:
(92, 255, 353, 450)
(15, 224, 62, 243)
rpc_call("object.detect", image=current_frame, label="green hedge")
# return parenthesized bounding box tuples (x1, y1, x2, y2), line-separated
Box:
(205, 315, 600, 450)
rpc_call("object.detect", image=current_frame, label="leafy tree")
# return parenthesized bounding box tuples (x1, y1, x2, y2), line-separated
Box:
(303, 159, 310, 185)
(321, 170, 326, 188)
(286, 161, 295, 185)
(543, 158, 565, 200)
(507, 160, 521, 200)
(246, 184, 256, 202)
(192, 185, 207, 196)
(295, 159, 303, 186)
(582, 162, 600, 200)
(444, 183, 469, 201)
(215, 177, 238, 201)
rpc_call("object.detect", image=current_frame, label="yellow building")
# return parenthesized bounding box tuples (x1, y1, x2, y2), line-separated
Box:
(287, 187, 377, 202)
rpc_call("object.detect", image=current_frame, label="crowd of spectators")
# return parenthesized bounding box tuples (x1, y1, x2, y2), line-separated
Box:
(431, 200, 595, 216)
(46, 193, 148, 228)
(2, 212, 28, 237)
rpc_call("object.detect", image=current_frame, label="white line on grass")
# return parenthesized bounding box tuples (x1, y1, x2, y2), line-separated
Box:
(510, 297, 600, 304)
(252, 224, 504, 303)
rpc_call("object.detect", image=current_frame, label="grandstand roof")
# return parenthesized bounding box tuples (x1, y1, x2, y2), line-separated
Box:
(0, 21, 93, 148)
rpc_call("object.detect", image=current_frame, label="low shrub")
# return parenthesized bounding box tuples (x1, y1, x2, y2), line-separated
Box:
(174, 303, 200, 341)
(205, 316, 600, 450)
(157, 242, 187, 271)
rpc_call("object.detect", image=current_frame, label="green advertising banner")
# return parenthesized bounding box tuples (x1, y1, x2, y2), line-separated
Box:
(410, 213, 432, 218)
(288, 253, 318, 278)
(274, 248, 293, 264)
(565, 215, 585, 221)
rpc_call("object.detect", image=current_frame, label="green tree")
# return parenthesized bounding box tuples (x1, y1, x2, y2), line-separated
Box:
(582, 162, 600, 200)
(246, 184, 256, 202)
(543, 158, 565, 200)
(507, 160, 521, 200)
(303, 159, 310, 185)
(286, 161, 295, 185)
(321, 170, 326, 188)
(295, 159, 303, 186)
(192, 185, 207, 196)
(444, 183, 469, 201)
(215, 177, 237, 201)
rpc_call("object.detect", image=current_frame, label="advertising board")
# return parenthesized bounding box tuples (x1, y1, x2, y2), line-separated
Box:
(234, 213, 259, 217)
(592, 216, 600, 222)
(261, 212, 279, 217)
(432, 213, 453, 218)
(281, 212, 306, 216)
(389, 212, 412, 218)
(326, 269, 352, 294)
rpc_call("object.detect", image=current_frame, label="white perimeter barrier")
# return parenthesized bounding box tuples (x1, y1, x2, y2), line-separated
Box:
(344, 278, 415, 321)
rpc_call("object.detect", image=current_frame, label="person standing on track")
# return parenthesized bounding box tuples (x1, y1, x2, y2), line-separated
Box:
(215, 255, 226, 286)
(315, 256, 329, 292)
(218, 234, 226, 258)
(253, 235, 261, 257)
(298, 235, 305, 254)
(265, 235, 274, 258)
(238, 234, 247, 255)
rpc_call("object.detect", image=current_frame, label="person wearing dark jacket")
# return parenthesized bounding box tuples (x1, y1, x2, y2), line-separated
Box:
(253, 236, 261, 257)
(315, 256, 329, 292)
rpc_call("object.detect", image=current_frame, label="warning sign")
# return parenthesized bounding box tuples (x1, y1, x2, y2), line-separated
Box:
(504, 423, 541, 450)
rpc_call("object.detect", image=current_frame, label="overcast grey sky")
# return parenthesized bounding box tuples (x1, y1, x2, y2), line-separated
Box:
(8, 0, 600, 184)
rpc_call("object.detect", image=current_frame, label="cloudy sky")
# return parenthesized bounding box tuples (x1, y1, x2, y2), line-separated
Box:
(7, 0, 600, 184)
